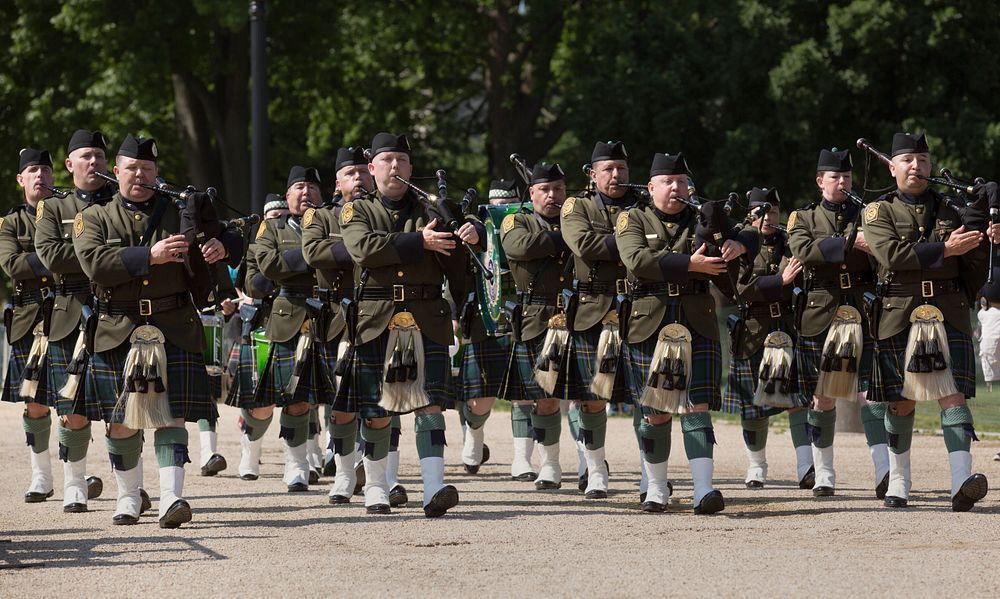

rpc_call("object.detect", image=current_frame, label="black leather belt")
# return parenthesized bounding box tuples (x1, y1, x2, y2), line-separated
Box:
(518, 292, 559, 306)
(278, 286, 315, 299)
(631, 280, 709, 298)
(314, 287, 351, 303)
(746, 302, 789, 319)
(577, 279, 630, 296)
(361, 285, 442, 301)
(810, 272, 876, 291)
(55, 280, 91, 296)
(97, 293, 190, 316)
(11, 289, 47, 307)
(886, 278, 963, 298)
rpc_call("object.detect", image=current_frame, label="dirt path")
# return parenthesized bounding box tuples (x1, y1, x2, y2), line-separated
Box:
(2, 402, 999, 598)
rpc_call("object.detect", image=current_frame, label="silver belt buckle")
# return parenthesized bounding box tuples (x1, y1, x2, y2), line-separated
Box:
(392, 285, 405, 302)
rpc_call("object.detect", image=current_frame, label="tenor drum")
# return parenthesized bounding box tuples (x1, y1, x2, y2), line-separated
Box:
(477, 203, 526, 335)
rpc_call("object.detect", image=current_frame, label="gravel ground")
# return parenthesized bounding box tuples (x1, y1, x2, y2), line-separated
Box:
(2, 402, 999, 598)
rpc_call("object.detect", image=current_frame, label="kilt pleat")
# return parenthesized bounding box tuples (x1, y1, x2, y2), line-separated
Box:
(459, 336, 510, 401)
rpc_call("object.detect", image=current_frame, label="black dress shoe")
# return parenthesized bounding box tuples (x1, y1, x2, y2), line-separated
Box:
(481, 444, 491, 464)
(389, 485, 409, 507)
(366, 504, 391, 515)
(952, 473, 989, 512)
(159, 499, 192, 529)
(463, 462, 481, 475)
(64, 502, 88, 514)
(353, 463, 366, 496)
(86, 476, 104, 499)
(287, 482, 309, 493)
(798, 466, 816, 490)
(200, 454, 228, 477)
(24, 489, 54, 503)
(112, 513, 139, 525)
(641, 501, 665, 513)
(694, 490, 725, 515)
(309, 469, 320, 485)
(328, 494, 350, 505)
(240, 473, 259, 481)
(423, 485, 459, 518)
(884, 495, 908, 508)
(140, 489, 151, 514)
(812, 486, 835, 497)
(511, 472, 537, 482)
(875, 472, 890, 500)
(585, 489, 608, 500)
(746, 480, 765, 490)
(535, 479, 561, 490)
(322, 458, 337, 477)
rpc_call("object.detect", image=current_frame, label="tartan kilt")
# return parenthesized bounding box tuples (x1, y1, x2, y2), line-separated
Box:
(796, 328, 874, 400)
(554, 324, 602, 402)
(458, 335, 511, 401)
(722, 353, 809, 420)
(86, 340, 217, 423)
(496, 336, 548, 403)
(870, 323, 976, 403)
(336, 331, 453, 419)
(2, 336, 50, 406)
(312, 338, 339, 406)
(626, 300, 722, 415)
(250, 335, 317, 408)
(225, 341, 257, 408)
(47, 334, 90, 417)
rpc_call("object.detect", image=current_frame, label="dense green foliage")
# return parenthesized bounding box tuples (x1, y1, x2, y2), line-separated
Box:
(2, 1, 998, 215)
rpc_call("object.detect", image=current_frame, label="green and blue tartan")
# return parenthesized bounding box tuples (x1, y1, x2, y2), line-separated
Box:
(338, 331, 453, 419)
(497, 336, 548, 403)
(459, 335, 511, 401)
(251, 336, 317, 408)
(2, 336, 50, 406)
(555, 324, 602, 402)
(46, 334, 90, 417)
(312, 337, 341, 405)
(722, 353, 809, 419)
(224, 341, 256, 408)
(626, 299, 722, 415)
(870, 323, 976, 403)
(796, 329, 874, 400)
(86, 340, 217, 423)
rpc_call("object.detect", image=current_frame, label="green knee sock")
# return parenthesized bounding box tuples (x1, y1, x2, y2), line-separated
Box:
(632, 406, 643, 447)
(885, 409, 915, 454)
(58, 422, 91, 463)
(741, 417, 769, 452)
(279, 411, 310, 447)
(567, 405, 581, 443)
(330, 420, 357, 456)
(22, 412, 51, 453)
(861, 402, 888, 447)
(308, 408, 321, 437)
(578, 408, 608, 450)
(681, 412, 715, 460)
(106, 431, 143, 471)
(360, 422, 390, 460)
(197, 419, 215, 433)
(531, 410, 562, 446)
(941, 405, 975, 453)
(462, 402, 491, 430)
(511, 404, 533, 439)
(807, 408, 836, 449)
(154, 427, 190, 468)
(788, 410, 810, 448)
(240, 409, 272, 441)
(390, 415, 402, 451)
(639, 419, 671, 464)
(415, 412, 447, 459)
(323, 404, 333, 431)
